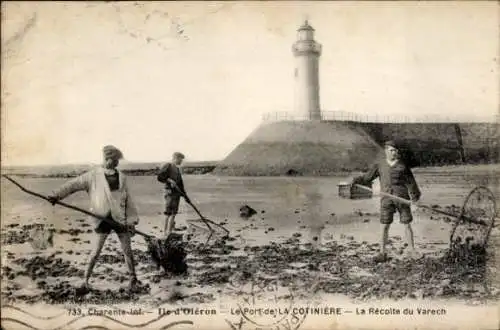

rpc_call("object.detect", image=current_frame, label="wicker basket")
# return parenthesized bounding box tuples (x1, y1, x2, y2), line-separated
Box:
(338, 182, 373, 199)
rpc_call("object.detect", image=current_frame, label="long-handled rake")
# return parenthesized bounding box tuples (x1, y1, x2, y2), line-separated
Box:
(2, 175, 186, 274)
(169, 182, 229, 244)
(353, 184, 497, 249)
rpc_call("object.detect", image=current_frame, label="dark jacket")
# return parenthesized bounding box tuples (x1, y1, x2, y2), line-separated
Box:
(157, 163, 186, 196)
(353, 157, 421, 201)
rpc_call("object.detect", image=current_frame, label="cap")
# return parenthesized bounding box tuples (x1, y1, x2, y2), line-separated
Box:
(384, 140, 399, 150)
(102, 145, 123, 160)
(173, 152, 185, 159)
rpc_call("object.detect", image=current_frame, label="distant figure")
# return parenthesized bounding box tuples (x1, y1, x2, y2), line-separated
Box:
(157, 152, 191, 238)
(48, 145, 144, 293)
(352, 140, 422, 262)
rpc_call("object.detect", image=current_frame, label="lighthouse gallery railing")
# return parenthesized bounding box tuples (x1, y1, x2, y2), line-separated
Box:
(261, 111, 486, 123)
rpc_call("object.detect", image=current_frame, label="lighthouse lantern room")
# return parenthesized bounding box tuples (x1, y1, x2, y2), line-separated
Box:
(292, 20, 322, 121)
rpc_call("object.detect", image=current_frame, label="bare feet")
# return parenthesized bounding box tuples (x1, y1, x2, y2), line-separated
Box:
(405, 250, 422, 260)
(155, 268, 167, 277)
(129, 278, 148, 293)
(75, 282, 90, 296)
(129, 278, 140, 292)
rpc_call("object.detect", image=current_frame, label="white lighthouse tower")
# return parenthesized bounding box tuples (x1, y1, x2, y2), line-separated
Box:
(292, 20, 322, 121)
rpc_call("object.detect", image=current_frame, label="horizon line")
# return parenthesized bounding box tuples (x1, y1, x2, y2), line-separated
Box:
(0, 159, 222, 168)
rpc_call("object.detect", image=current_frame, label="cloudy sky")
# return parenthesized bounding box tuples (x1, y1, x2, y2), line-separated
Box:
(2, 1, 498, 166)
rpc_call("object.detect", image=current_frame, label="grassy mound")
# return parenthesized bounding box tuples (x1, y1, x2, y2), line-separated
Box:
(215, 121, 379, 176)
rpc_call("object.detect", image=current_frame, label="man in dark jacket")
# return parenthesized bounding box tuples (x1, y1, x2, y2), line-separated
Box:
(157, 152, 191, 238)
(352, 140, 421, 262)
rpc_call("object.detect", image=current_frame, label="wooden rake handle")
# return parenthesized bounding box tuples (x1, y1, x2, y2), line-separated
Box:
(170, 182, 229, 236)
(354, 184, 487, 226)
(2, 175, 152, 238)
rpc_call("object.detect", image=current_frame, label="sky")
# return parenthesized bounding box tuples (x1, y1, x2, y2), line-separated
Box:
(2, 1, 498, 166)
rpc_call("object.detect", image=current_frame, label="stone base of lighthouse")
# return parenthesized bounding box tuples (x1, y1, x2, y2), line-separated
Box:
(214, 120, 380, 176)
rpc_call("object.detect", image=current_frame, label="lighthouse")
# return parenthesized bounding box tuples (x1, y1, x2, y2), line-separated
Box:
(292, 20, 322, 121)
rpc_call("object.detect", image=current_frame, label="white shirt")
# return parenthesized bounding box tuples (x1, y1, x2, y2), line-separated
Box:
(386, 158, 399, 167)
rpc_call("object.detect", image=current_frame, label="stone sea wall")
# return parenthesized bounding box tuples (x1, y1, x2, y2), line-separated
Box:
(214, 121, 499, 176)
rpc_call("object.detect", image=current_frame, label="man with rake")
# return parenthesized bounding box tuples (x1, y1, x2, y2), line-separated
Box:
(352, 140, 422, 263)
(48, 145, 145, 293)
(157, 152, 192, 238)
